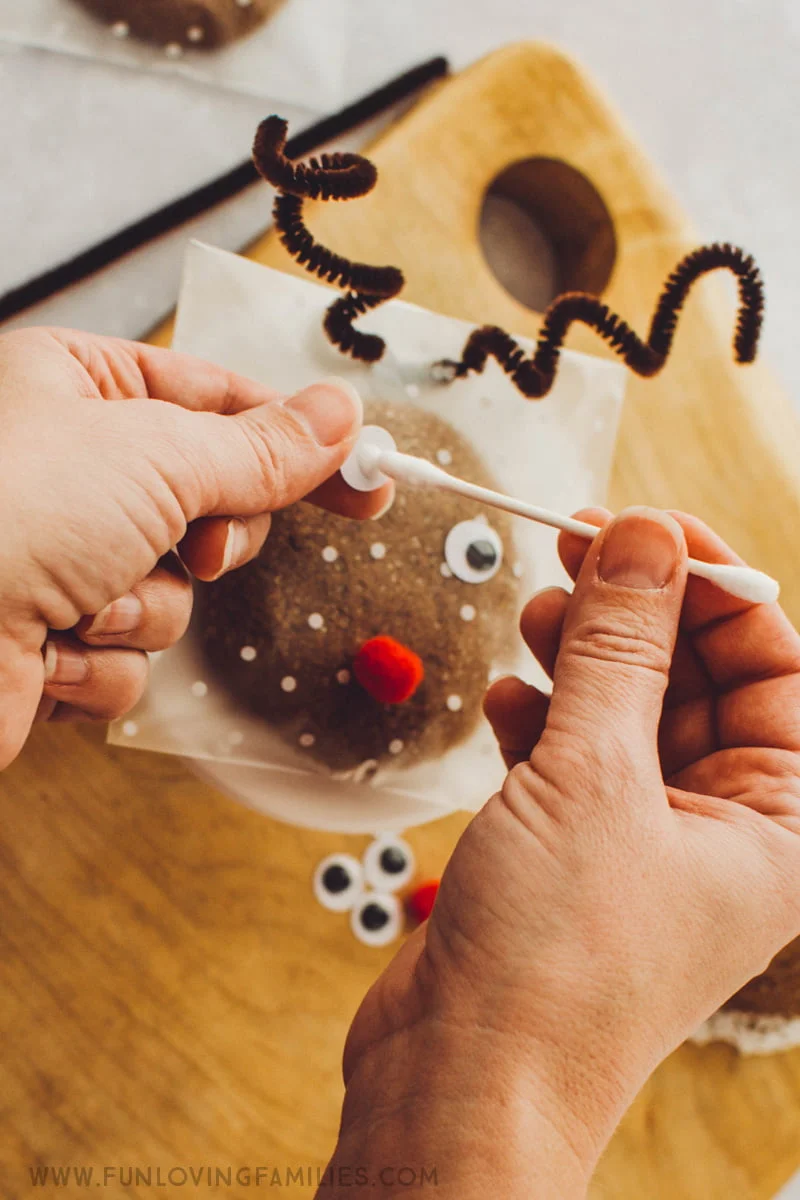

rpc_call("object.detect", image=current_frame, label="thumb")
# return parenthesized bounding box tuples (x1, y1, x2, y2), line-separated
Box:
(545, 507, 687, 768)
(136, 378, 363, 521)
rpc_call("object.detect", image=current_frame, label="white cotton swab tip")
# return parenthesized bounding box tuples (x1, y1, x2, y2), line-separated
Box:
(685, 560, 779, 605)
(357, 442, 383, 475)
(341, 428, 781, 606)
(341, 425, 398, 491)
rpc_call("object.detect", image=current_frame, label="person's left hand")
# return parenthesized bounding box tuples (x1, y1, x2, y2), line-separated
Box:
(0, 327, 391, 768)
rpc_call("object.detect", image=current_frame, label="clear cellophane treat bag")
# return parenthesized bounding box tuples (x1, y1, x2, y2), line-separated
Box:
(108, 242, 625, 833)
(0, 0, 345, 111)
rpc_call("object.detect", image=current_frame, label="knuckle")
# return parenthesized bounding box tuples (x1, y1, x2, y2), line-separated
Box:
(566, 612, 671, 677)
(497, 759, 576, 842)
(239, 417, 288, 505)
(539, 721, 630, 788)
(528, 706, 642, 814)
(503, 759, 541, 806)
(502, 758, 568, 822)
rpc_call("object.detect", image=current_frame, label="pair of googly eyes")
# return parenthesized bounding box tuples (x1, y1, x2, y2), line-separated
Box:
(445, 520, 503, 584)
(313, 836, 415, 946)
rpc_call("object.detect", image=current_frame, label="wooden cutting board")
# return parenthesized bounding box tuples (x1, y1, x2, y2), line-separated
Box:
(3, 42, 800, 1200)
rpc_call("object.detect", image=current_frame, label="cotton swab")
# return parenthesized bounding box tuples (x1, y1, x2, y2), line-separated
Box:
(344, 428, 779, 606)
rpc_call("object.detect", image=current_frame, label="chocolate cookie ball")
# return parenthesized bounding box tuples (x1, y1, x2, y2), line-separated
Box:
(73, 0, 284, 51)
(198, 402, 519, 775)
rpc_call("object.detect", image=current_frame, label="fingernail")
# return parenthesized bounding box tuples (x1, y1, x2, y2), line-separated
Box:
(285, 377, 362, 447)
(487, 673, 517, 688)
(370, 484, 396, 520)
(86, 592, 143, 636)
(43, 642, 90, 686)
(527, 585, 565, 602)
(218, 518, 250, 575)
(598, 507, 682, 589)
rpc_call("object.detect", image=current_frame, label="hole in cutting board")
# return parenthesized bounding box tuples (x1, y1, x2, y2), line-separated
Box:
(479, 158, 617, 311)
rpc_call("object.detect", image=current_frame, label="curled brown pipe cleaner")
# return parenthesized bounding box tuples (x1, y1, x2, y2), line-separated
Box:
(252, 116, 405, 363)
(435, 243, 764, 398)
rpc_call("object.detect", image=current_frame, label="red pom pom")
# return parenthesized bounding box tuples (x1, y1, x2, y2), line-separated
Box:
(408, 880, 440, 924)
(353, 635, 425, 705)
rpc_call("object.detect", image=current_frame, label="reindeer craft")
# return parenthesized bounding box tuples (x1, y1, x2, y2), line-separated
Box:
(252, 115, 764, 397)
(198, 113, 768, 785)
(199, 400, 519, 776)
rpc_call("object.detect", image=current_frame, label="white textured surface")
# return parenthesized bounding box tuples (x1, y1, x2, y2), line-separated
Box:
(777, 1172, 800, 1199)
(0, 0, 798, 413)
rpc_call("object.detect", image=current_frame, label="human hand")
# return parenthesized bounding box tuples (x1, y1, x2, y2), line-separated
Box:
(330, 508, 800, 1199)
(0, 327, 391, 769)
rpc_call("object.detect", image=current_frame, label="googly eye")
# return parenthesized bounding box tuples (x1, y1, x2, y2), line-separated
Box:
(313, 853, 363, 912)
(444, 519, 503, 584)
(351, 892, 402, 947)
(362, 835, 416, 892)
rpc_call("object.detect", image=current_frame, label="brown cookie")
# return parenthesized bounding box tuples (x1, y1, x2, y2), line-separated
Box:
(72, 0, 284, 51)
(198, 402, 520, 774)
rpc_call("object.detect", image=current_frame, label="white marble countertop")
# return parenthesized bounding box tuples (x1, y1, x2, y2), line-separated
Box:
(1, 0, 798, 413)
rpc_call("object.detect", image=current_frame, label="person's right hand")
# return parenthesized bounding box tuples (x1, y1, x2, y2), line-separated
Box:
(329, 507, 800, 1199)
(0, 327, 392, 769)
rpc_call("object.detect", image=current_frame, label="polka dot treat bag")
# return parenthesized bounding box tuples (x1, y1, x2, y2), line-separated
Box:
(108, 238, 625, 834)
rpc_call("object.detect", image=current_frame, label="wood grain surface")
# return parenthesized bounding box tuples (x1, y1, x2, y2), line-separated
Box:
(3, 42, 800, 1200)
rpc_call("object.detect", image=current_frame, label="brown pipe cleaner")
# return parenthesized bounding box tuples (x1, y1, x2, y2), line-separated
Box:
(254, 117, 764, 394)
(253, 116, 404, 363)
(435, 243, 764, 397)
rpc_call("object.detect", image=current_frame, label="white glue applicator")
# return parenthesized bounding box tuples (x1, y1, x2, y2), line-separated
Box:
(342, 426, 779, 606)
